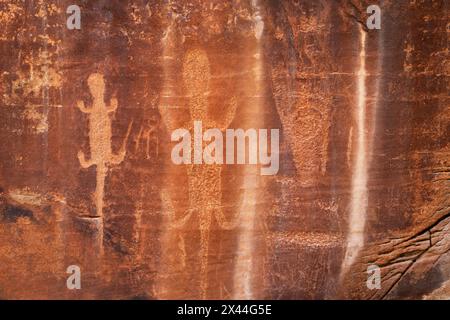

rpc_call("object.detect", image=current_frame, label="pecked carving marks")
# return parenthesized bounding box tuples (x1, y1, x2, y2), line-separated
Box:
(77, 73, 133, 250)
(266, 0, 337, 178)
(270, 60, 329, 175)
(160, 48, 239, 298)
(182, 49, 238, 130)
(272, 83, 330, 177)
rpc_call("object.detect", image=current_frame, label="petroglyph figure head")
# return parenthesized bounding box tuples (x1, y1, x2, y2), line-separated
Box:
(183, 49, 211, 121)
(183, 49, 210, 98)
(87, 73, 106, 104)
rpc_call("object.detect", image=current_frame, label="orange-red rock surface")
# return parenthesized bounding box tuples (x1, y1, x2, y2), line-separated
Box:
(0, 0, 448, 299)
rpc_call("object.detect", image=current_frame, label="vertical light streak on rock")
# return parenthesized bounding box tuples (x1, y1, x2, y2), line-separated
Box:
(156, 3, 178, 298)
(233, 172, 258, 299)
(232, 0, 264, 299)
(369, 28, 383, 162)
(342, 28, 368, 273)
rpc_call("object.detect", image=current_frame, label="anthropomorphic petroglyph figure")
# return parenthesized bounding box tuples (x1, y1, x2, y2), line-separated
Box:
(160, 49, 239, 298)
(77, 73, 133, 251)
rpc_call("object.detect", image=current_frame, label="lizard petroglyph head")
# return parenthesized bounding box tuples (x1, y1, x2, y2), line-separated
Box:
(87, 73, 106, 105)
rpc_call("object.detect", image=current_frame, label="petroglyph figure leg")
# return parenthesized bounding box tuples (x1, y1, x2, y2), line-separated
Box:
(215, 208, 241, 230)
(161, 190, 194, 229)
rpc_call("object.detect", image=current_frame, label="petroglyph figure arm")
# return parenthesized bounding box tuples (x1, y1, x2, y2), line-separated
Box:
(158, 106, 174, 130)
(109, 120, 134, 165)
(217, 96, 237, 130)
(110, 150, 127, 166)
(77, 150, 95, 168)
(107, 97, 118, 113)
(159, 105, 189, 132)
(77, 100, 92, 113)
(214, 208, 240, 230)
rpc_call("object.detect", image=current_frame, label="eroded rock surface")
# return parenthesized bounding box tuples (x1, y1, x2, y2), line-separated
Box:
(0, 0, 448, 299)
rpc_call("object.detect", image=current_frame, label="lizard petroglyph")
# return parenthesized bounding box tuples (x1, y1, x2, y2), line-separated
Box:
(77, 73, 133, 252)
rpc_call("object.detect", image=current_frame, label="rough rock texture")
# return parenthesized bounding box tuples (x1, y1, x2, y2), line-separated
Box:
(0, 0, 448, 299)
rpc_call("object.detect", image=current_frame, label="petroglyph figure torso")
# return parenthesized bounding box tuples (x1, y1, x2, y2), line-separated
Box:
(77, 73, 132, 223)
(77, 74, 128, 170)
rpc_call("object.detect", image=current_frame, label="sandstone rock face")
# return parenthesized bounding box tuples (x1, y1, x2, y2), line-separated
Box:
(0, 0, 448, 299)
